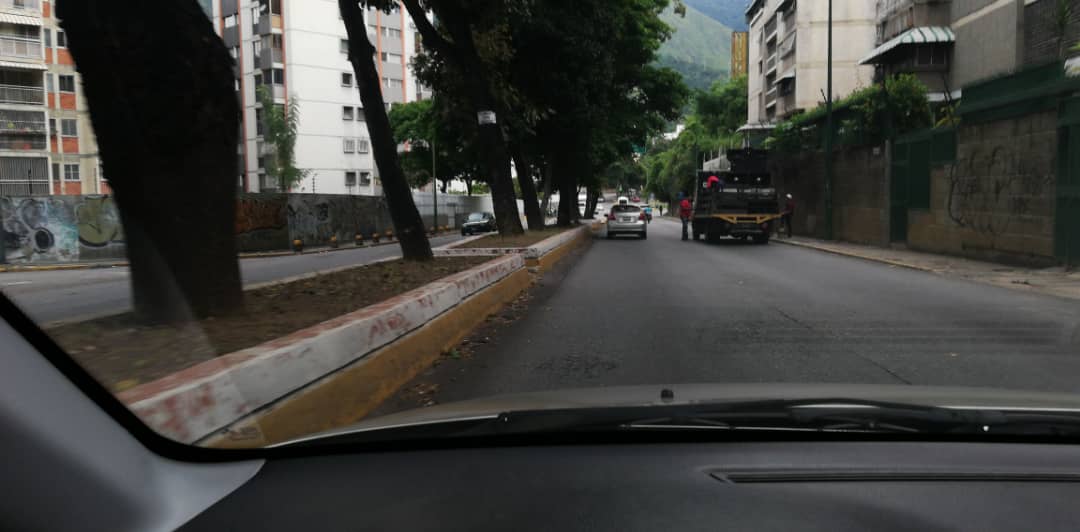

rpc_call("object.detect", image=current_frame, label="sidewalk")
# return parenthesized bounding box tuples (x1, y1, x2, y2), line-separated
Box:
(0, 233, 458, 273)
(775, 236, 1080, 301)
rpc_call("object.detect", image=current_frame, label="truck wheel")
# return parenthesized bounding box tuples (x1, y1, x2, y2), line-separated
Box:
(753, 234, 770, 245)
(693, 231, 701, 241)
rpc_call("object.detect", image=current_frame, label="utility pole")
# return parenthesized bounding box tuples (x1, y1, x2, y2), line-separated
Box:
(823, 0, 834, 240)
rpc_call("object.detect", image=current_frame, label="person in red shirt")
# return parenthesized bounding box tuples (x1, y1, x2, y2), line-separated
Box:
(679, 193, 693, 241)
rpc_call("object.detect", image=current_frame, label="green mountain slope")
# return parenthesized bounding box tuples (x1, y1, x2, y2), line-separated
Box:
(684, 0, 749, 31)
(657, 3, 733, 90)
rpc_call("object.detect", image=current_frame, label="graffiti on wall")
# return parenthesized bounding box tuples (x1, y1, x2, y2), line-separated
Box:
(235, 195, 289, 252)
(946, 143, 1054, 238)
(286, 195, 391, 245)
(1, 195, 124, 263)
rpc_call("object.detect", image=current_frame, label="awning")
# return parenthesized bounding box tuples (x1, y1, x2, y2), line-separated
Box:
(859, 26, 954, 65)
(777, 69, 796, 82)
(737, 123, 776, 133)
(0, 13, 42, 26)
(0, 60, 45, 70)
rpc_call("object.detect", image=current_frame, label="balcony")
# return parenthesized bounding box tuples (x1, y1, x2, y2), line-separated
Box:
(0, 83, 42, 105)
(0, 0, 41, 14)
(257, 47, 283, 69)
(0, 135, 44, 150)
(0, 34, 41, 61)
(764, 17, 777, 42)
(779, 32, 796, 58)
(765, 54, 777, 75)
(0, 110, 44, 134)
(256, 13, 282, 35)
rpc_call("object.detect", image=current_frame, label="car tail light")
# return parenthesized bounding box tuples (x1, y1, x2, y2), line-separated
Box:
(639, 212, 645, 221)
(761, 222, 769, 230)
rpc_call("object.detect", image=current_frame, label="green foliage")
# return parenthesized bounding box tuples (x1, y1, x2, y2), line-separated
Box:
(656, 3, 732, 90)
(257, 85, 308, 191)
(388, 97, 485, 192)
(639, 73, 748, 201)
(765, 74, 933, 153)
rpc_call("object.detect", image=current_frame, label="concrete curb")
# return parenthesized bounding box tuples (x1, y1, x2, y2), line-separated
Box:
(432, 225, 592, 261)
(773, 238, 937, 274)
(117, 254, 526, 445)
(0, 233, 462, 273)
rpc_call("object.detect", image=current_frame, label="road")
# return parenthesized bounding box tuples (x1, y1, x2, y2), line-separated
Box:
(0, 233, 464, 325)
(381, 218, 1080, 413)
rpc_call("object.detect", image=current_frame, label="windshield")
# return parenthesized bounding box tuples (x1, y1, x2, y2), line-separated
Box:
(4, 0, 1080, 450)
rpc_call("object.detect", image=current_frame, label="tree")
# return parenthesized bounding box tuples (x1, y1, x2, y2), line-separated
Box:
(257, 86, 308, 192)
(339, 0, 432, 260)
(389, 97, 486, 193)
(58, 0, 242, 323)
(401, 0, 526, 236)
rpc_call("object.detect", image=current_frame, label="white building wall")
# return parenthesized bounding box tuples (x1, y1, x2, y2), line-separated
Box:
(793, 0, 876, 110)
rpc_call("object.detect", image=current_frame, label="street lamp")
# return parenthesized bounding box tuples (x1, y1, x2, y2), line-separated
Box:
(823, 0, 834, 240)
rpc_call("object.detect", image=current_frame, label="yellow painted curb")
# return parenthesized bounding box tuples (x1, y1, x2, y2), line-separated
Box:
(529, 226, 592, 273)
(206, 267, 532, 448)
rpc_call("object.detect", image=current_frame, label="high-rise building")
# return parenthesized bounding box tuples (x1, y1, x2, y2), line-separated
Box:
(731, 31, 749, 78)
(743, 0, 876, 128)
(214, 0, 430, 195)
(0, 0, 50, 196)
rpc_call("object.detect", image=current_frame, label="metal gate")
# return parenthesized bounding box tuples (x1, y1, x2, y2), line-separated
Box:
(1057, 124, 1080, 267)
(890, 141, 910, 242)
(891, 129, 948, 243)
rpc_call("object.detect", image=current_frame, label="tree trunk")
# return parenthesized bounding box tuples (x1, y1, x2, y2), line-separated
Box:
(465, 178, 474, 196)
(554, 153, 579, 227)
(409, 1, 523, 235)
(539, 161, 554, 216)
(340, 0, 431, 261)
(511, 145, 544, 230)
(584, 189, 599, 219)
(58, 0, 241, 323)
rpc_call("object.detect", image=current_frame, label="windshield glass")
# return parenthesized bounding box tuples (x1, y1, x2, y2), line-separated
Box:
(5, 0, 1080, 450)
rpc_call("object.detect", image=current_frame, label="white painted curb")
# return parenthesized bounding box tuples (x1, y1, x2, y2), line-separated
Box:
(118, 254, 526, 444)
(432, 225, 590, 259)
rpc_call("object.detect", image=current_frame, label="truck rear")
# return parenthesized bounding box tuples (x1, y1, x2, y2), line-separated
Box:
(690, 148, 781, 244)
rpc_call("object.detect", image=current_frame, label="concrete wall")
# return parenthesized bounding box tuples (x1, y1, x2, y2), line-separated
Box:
(770, 144, 890, 246)
(952, 0, 1024, 87)
(1024, 0, 1080, 67)
(1, 195, 124, 263)
(908, 109, 1059, 265)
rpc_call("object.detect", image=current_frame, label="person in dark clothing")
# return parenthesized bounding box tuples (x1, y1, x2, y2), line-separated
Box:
(782, 194, 795, 238)
(679, 194, 693, 241)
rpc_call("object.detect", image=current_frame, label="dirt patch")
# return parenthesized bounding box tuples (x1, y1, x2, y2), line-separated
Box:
(47, 256, 491, 393)
(456, 227, 571, 249)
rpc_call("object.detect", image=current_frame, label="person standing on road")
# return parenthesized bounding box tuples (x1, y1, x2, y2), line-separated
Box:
(679, 193, 693, 241)
(782, 194, 795, 238)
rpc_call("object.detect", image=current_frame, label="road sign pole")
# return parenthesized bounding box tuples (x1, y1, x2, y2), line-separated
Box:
(824, 0, 834, 240)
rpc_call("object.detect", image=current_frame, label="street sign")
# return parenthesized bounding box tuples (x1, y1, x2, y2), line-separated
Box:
(477, 111, 497, 125)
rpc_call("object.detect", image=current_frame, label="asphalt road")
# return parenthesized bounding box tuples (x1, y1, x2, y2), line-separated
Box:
(381, 218, 1080, 413)
(0, 233, 464, 325)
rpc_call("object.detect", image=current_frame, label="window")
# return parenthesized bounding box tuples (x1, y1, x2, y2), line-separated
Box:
(45, 73, 53, 92)
(56, 29, 66, 48)
(47, 118, 55, 136)
(255, 108, 264, 135)
(252, 40, 262, 60)
(58, 75, 75, 93)
(254, 72, 263, 86)
(60, 119, 77, 137)
(257, 155, 266, 169)
(341, 72, 353, 87)
(356, 108, 365, 121)
(63, 163, 79, 182)
(356, 138, 370, 153)
(342, 106, 354, 120)
(51, 163, 59, 180)
(340, 38, 349, 53)
(385, 78, 403, 90)
(386, 52, 402, 64)
(229, 46, 239, 60)
(224, 14, 237, 28)
(43, 29, 50, 48)
(343, 138, 356, 153)
(915, 45, 947, 66)
(345, 171, 357, 187)
(359, 171, 372, 185)
(272, 68, 285, 84)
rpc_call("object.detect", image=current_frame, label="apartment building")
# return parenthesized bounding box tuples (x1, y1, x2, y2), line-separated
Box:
(743, 0, 876, 127)
(860, 0, 1080, 105)
(0, 0, 49, 195)
(42, 1, 102, 195)
(215, 0, 429, 196)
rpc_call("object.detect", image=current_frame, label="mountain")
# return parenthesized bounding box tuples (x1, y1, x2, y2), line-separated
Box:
(683, 0, 749, 32)
(657, 3, 733, 90)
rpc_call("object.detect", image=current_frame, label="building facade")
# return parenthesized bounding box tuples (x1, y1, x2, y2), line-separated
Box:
(215, 0, 429, 196)
(0, 0, 103, 197)
(731, 31, 749, 78)
(744, 0, 877, 127)
(861, 0, 1080, 106)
